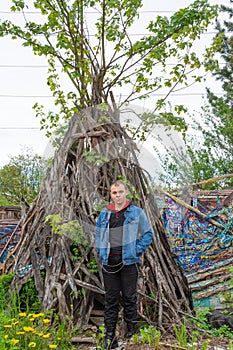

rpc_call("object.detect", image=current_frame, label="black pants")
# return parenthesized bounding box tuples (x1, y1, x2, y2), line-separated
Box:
(102, 258, 138, 329)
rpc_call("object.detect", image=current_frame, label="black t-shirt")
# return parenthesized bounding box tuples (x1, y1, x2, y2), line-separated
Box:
(109, 207, 127, 257)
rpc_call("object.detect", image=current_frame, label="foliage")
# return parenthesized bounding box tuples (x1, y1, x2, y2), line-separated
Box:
(191, 0, 233, 188)
(1, 275, 42, 317)
(0, 194, 14, 206)
(86, 259, 98, 273)
(44, 215, 63, 235)
(210, 324, 233, 339)
(173, 323, 188, 347)
(0, 310, 76, 349)
(0, 148, 46, 205)
(45, 215, 89, 258)
(193, 309, 233, 339)
(132, 325, 161, 348)
(83, 149, 109, 165)
(0, 0, 218, 138)
(1, 279, 233, 349)
(0, 273, 77, 349)
(18, 278, 42, 314)
(158, 1, 233, 189)
(93, 325, 106, 350)
(0, 273, 15, 312)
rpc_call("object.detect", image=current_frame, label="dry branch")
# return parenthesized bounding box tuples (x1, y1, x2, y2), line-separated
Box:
(193, 173, 233, 188)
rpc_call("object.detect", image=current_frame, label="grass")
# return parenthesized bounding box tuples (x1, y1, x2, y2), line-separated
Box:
(0, 308, 78, 349)
(0, 273, 77, 349)
(1, 273, 233, 349)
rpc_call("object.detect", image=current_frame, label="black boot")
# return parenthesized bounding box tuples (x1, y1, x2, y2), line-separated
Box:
(104, 330, 118, 349)
(126, 323, 137, 339)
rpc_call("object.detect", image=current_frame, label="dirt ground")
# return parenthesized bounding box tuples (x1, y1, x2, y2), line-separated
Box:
(72, 336, 232, 350)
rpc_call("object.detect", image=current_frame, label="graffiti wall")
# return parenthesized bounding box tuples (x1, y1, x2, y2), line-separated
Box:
(0, 206, 21, 263)
(161, 191, 233, 308)
(162, 194, 233, 273)
(0, 224, 21, 263)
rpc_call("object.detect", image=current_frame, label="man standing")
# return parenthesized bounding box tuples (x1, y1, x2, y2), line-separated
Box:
(95, 180, 153, 349)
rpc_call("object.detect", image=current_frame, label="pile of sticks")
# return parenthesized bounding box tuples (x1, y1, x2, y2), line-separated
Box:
(3, 106, 193, 330)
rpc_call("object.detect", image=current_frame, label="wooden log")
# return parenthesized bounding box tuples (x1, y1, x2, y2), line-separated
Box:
(70, 336, 95, 344)
(193, 173, 233, 188)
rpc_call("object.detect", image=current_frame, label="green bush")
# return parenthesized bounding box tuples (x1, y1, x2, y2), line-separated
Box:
(0, 273, 15, 312)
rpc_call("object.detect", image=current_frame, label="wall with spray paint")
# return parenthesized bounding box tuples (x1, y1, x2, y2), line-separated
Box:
(161, 190, 233, 308)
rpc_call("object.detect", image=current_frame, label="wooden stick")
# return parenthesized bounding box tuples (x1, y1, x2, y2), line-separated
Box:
(193, 173, 233, 187)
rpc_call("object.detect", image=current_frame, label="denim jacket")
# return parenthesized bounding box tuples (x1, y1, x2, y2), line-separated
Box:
(95, 204, 153, 265)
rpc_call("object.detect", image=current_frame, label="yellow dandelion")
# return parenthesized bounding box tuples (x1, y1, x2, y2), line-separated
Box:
(43, 318, 50, 324)
(12, 321, 19, 326)
(43, 334, 50, 338)
(29, 342, 37, 347)
(4, 325, 12, 328)
(23, 326, 35, 332)
(29, 318, 35, 321)
(49, 345, 57, 349)
(36, 312, 44, 317)
(4, 335, 9, 339)
(19, 312, 27, 317)
(37, 332, 44, 337)
(16, 331, 25, 335)
(11, 339, 19, 345)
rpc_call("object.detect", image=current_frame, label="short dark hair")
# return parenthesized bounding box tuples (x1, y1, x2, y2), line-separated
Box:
(110, 180, 127, 190)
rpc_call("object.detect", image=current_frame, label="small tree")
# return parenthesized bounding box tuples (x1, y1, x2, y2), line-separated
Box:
(158, 1, 233, 190)
(191, 0, 233, 187)
(0, 149, 46, 204)
(0, 194, 13, 206)
(0, 0, 218, 136)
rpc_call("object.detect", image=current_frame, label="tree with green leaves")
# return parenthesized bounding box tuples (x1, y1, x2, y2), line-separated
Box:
(0, 194, 13, 206)
(190, 0, 233, 188)
(0, 149, 46, 205)
(0, 0, 218, 137)
(158, 0, 233, 190)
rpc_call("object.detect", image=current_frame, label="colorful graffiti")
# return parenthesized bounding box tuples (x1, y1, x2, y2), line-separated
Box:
(0, 224, 21, 263)
(162, 196, 233, 274)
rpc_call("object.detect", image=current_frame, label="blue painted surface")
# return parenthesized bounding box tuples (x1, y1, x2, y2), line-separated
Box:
(0, 224, 21, 262)
(162, 197, 233, 274)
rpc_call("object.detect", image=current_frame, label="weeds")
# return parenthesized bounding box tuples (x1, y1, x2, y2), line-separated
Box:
(93, 325, 105, 349)
(0, 310, 77, 349)
(0, 275, 76, 349)
(1, 272, 233, 349)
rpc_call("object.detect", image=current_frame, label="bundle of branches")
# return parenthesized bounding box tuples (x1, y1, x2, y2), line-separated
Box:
(3, 106, 193, 330)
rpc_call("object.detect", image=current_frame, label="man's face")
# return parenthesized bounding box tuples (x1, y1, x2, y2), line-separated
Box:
(110, 184, 128, 207)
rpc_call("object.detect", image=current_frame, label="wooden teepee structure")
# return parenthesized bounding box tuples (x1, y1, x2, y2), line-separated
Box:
(3, 105, 193, 330)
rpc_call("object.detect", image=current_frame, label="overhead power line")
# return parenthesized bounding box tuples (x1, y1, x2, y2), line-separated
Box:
(0, 94, 53, 98)
(0, 127, 40, 130)
(0, 65, 51, 68)
(0, 92, 224, 98)
(0, 31, 219, 37)
(0, 10, 175, 14)
(0, 62, 226, 69)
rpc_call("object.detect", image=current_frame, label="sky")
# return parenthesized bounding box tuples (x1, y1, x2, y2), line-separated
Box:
(0, 0, 229, 169)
